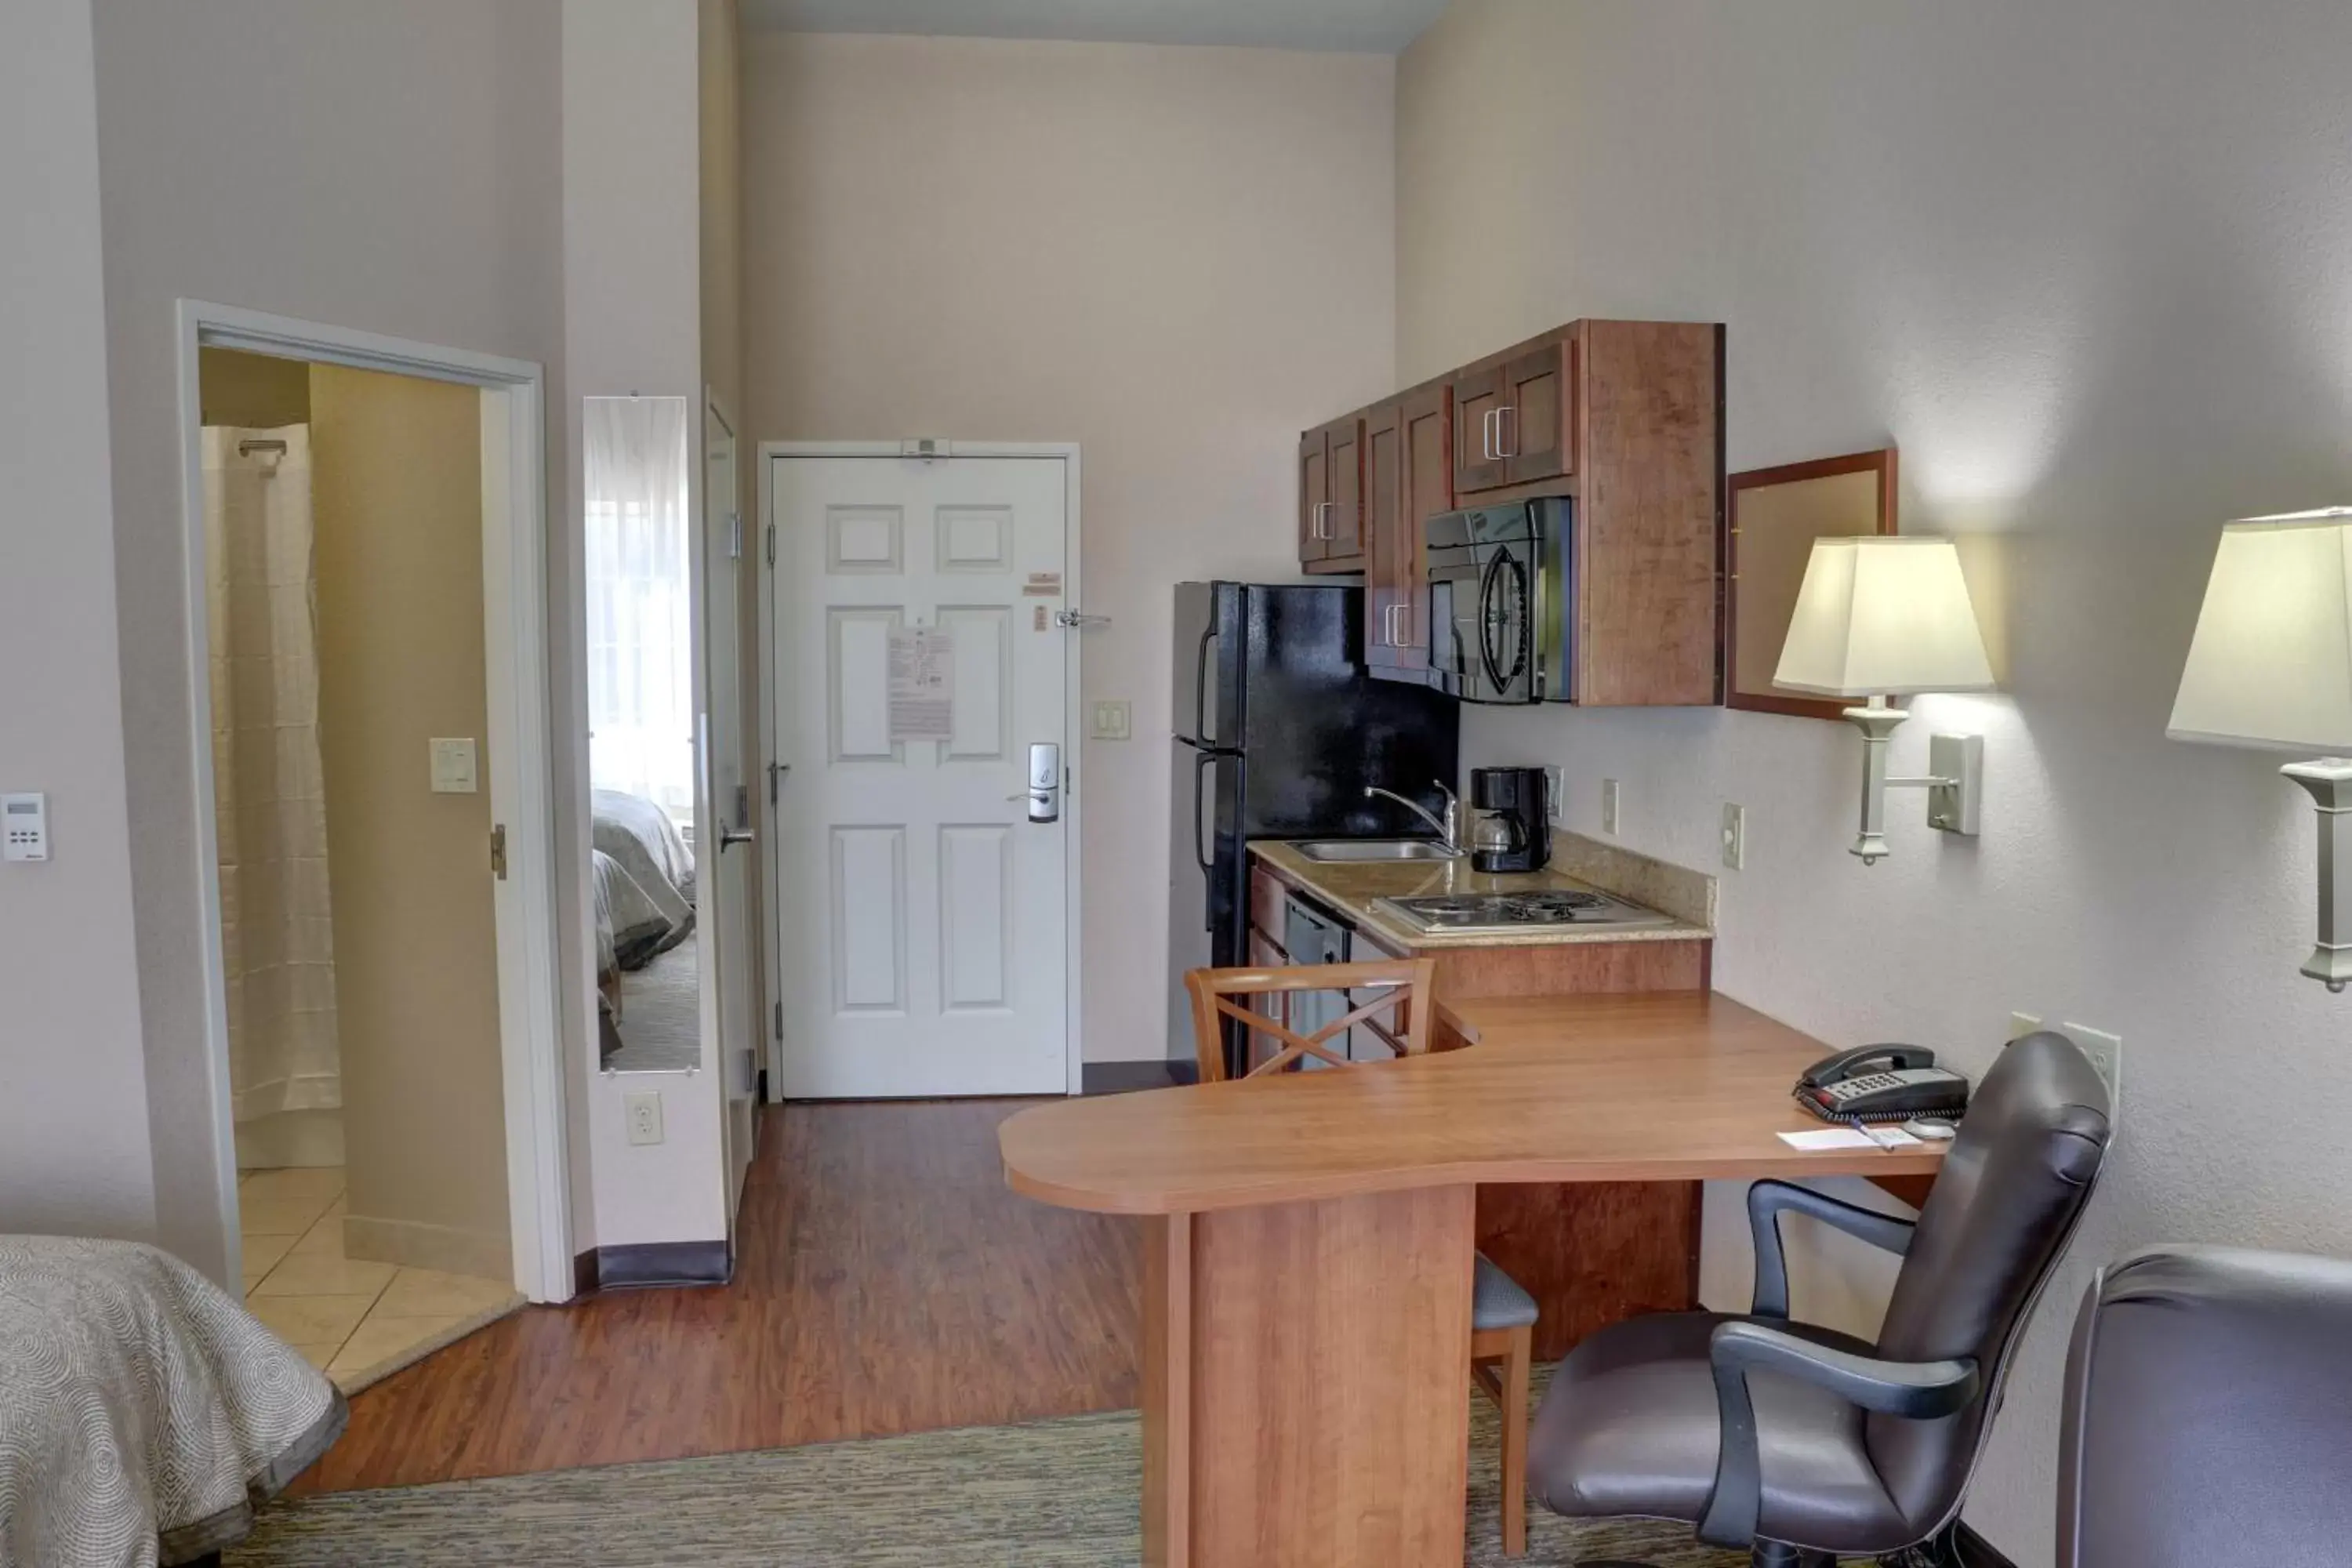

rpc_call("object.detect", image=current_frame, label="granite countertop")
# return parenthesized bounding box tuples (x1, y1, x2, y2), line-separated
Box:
(1250, 833, 1715, 953)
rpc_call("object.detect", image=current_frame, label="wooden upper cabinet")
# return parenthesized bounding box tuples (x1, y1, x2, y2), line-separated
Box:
(1298, 415, 1365, 572)
(1298, 319, 1722, 706)
(1363, 403, 1404, 667)
(1450, 365, 1509, 495)
(1298, 427, 1330, 564)
(1375, 383, 1452, 675)
(1500, 338, 1573, 488)
(1325, 416, 1363, 565)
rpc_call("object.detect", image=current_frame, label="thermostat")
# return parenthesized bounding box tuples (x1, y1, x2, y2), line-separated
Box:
(3, 793, 49, 862)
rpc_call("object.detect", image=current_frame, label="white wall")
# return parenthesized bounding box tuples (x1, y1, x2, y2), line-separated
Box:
(1399, 1, 2352, 1560)
(89, 0, 572, 1279)
(566, 0, 731, 1248)
(742, 32, 1398, 1062)
(0, 0, 157, 1242)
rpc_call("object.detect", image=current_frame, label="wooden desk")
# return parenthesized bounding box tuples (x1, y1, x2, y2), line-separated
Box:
(999, 992, 1944, 1568)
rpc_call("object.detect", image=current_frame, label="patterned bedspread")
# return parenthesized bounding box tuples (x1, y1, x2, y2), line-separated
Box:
(0, 1237, 347, 1567)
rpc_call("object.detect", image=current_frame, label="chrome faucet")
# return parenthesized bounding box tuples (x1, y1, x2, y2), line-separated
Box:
(1364, 782, 1467, 858)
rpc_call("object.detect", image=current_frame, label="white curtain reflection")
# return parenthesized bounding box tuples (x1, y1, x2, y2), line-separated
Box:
(585, 397, 695, 821)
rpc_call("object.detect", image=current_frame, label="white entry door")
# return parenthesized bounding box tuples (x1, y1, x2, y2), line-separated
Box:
(769, 453, 1073, 1098)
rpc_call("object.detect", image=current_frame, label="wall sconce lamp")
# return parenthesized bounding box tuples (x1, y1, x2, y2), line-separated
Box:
(2168, 508, 2352, 992)
(1773, 536, 1997, 865)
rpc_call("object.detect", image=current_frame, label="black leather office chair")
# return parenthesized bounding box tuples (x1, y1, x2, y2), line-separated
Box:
(1526, 1031, 2112, 1568)
(2060, 1245, 2352, 1566)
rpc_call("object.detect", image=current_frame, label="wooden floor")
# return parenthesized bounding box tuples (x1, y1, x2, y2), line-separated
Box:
(292, 1099, 1142, 1494)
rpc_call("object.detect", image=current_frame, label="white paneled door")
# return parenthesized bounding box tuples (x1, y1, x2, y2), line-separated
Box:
(769, 453, 1073, 1098)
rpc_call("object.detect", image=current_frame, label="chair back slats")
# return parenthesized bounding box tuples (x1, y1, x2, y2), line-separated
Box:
(1185, 959, 1439, 1082)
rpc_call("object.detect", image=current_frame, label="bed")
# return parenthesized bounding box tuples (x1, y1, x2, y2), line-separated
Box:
(591, 789, 698, 1062)
(0, 1237, 347, 1566)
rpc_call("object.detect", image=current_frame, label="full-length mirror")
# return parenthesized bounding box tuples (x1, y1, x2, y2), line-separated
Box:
(586, 395, 703, 1073)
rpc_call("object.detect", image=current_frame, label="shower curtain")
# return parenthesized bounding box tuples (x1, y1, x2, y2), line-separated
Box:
(205, 425, 342, 1121)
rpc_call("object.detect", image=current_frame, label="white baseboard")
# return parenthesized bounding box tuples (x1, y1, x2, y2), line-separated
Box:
(343, 1212, 510, 1282)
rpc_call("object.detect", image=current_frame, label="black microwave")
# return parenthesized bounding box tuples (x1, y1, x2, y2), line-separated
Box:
(1425, 499, 1574, 705)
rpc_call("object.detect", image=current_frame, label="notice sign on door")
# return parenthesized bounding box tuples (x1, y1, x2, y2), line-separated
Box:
(887, 626, 956, 741)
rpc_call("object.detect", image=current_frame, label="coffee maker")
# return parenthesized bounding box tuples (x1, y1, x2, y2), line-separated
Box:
(1468, 767, 1552, 874)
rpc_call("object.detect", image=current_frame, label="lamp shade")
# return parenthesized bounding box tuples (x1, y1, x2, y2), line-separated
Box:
(2169, 509, 2352, 753)
(1773, 536, 1995, 699)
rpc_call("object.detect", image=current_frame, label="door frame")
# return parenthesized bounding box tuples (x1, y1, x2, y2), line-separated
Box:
(757, 441, 1086, 1099)
(172, 299, 572, 1301)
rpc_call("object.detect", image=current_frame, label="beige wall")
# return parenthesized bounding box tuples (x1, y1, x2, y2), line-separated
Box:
(1400, 1, 2352, 1560)
(90, 0, 572, 1280)
(0, 0, 155, 1243)
(309, 364, 509, 1276)
(742, 31, 1398, 1062)
(199, 347, 310, 428)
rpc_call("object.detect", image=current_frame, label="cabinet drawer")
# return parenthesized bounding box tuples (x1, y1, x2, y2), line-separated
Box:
(1248, 863, 1290, 946)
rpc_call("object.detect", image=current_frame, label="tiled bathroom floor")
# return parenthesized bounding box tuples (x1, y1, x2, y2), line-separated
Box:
(238, 1167, 518, 1387)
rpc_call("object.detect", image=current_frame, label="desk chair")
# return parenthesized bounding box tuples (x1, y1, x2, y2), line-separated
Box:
(2061, 1245, 2352, 1566)
(1526, 1030, 2112, 1568)
(1185, 960, 1541, 1557)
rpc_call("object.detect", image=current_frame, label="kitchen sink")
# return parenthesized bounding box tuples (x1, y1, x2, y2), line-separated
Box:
(1292, 839, 1461, 862)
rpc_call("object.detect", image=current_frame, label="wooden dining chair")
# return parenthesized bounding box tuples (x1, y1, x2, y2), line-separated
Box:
(1182, 959, 1539, 1557)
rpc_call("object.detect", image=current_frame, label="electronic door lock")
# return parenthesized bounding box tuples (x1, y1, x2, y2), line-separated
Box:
(1008, 741, 1062, 822)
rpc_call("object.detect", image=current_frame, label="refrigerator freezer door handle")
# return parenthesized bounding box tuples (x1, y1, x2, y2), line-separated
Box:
(1193, 625, 1218, 743)
(1192, 748, 1218, 877)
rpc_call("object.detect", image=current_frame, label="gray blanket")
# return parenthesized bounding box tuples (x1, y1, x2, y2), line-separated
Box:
(0, 1237, 347, 1567)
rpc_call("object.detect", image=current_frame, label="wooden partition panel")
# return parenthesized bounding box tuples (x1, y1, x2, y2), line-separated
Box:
(1145, 1185, 1478, 1568)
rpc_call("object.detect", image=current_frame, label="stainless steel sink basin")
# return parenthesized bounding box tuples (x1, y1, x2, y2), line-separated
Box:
(1291, 839, 1461, 862)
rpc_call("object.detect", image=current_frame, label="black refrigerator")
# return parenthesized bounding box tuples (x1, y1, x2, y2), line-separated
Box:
(1167, 582, 1460, 1067)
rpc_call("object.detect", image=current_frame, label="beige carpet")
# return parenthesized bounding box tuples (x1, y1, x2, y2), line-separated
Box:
(229, 1387, 1748, 1566)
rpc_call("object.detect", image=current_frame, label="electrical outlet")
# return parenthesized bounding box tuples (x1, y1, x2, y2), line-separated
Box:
(1544, 766, 1565, 824)
(1089, 700, 1131, 741)
(1720, 803, 1746, 870)
(624, 1090, 665, 1146)
(1600, 779, 1621, 835)
(2059, 1021, 2124, 1110)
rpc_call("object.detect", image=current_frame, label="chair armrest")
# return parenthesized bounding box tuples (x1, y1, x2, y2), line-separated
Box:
(1748, 1179, 1917, 1318)
(1696, 1320, 1978, 1549)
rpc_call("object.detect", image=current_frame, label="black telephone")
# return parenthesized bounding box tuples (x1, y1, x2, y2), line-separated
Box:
(1795, 1045, 1970, 1124)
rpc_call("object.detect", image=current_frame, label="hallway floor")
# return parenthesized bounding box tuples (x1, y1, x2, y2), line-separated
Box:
(240, 1167, 521, 1389)
(288, 1098, 1142, 1494)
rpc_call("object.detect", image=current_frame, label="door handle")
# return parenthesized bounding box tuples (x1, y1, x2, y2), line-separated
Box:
(1194, 624, 1217, 742)
(1012, 741, 1061, 823)
(718, 825, 756, 851)
(1496, 404, 1518, 459)
(1482, 408, 1500, 461)
(1192, 748, 1218, 873)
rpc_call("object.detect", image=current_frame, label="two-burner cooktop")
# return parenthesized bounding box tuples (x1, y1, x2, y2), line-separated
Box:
(1374, 889, 1676, 935)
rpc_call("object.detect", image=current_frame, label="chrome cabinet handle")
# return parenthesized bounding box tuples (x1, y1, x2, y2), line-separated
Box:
(1496, 405, 1518, 459)
(1481, 408, 1498, 461)
(1319, 502, 1335, 540)
(1395, 600, 1414, 648)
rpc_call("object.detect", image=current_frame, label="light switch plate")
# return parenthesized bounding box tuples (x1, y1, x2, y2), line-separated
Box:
(1089, 701, 1131, 741)
(2, 793, 49, 862)
(624, 1090, 665, 1145)
(1601, 779, 1621, 836)
(2059, 1021, 2124, 1111)
(1544, 766, 1565, 824)
(430, 738, 479, 793)
(1721, 803, 1747, 870)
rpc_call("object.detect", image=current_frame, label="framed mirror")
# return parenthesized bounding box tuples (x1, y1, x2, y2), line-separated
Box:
(583, 394, 705, 1073)
(1726, 447, 1899, 720)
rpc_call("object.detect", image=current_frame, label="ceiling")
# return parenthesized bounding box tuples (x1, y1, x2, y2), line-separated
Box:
(741, 0, 1450, 55)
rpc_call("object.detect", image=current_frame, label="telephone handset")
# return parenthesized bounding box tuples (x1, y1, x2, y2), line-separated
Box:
(1795, 1044, 1970, 1124)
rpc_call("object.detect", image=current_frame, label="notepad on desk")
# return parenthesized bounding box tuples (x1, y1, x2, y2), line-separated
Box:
(1779, 1125, 1922, 1152)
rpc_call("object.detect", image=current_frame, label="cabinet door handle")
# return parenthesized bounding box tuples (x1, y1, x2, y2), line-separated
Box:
(1497, 405, 1518, 459)
(1317, 502, 1334, 540)
(1381, 603, 1400, 648)
(1481, 408, 1498, 461)
(1395, 599, 1414, 648)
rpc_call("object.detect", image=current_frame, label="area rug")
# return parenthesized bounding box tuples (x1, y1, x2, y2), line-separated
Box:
(227, 1386, 1748, 1566)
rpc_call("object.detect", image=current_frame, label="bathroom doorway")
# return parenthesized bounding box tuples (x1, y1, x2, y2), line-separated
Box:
(178, 303, 568, 1374)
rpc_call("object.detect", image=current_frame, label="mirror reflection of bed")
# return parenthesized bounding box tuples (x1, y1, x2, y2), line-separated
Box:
(594, 788, 699, 1072)
(585, 394, 702, 1076)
